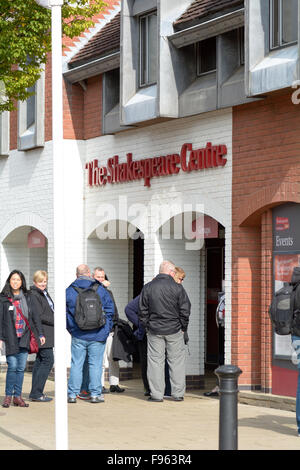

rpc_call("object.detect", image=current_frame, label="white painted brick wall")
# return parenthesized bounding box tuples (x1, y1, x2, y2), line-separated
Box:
(0, 139, 85, 365)
(84, 109, 233, 375)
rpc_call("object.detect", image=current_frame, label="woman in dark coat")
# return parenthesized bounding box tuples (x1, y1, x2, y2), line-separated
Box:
(0, 270, 45, 408)
(29, 270, 54, 402)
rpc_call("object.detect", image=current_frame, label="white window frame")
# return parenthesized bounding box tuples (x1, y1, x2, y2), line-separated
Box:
(0, 112, 10, 157)
(139, 11, 157, 87)
(270, 0, 298, 50)
(18, 69, 45, 151)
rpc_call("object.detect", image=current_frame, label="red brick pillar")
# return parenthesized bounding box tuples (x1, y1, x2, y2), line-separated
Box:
(231, 225, 261, 388)
(260, 210, 273, 392)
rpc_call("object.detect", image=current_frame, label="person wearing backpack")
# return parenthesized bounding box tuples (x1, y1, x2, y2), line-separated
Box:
(66, 264, 114, 403)
(290, 267, 300, 436)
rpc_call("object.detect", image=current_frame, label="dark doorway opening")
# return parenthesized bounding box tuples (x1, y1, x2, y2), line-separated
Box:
(133, 235, 144, 298)
(205, 229, 225, 372)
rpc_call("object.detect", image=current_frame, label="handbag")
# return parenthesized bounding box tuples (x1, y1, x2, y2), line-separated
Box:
(19, 311, 39, 354)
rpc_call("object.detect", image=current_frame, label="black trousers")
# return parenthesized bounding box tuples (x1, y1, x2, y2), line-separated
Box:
(138, 337, 150, 394)
(29, 348, 54, 399)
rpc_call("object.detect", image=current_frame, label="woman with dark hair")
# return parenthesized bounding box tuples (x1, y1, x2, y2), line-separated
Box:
(0, 270, 45, 408)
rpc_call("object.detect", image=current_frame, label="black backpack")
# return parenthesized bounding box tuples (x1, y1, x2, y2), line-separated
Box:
(73, 284, 106, 331)
(268, 282, 300, 336)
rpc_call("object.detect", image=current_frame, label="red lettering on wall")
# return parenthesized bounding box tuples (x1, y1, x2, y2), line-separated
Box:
(86, 142, 227, 188)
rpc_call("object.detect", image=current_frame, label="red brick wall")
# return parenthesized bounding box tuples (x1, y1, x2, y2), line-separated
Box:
(232, 90, 300, 389)
(84, 76, 102, 140)
(63, 80, 84, 140)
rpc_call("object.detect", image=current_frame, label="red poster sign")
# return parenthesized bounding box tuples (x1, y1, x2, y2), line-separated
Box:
(191, 215, 218, 239)
(274, 254, 300, 282)
(27, 230, 46, 249)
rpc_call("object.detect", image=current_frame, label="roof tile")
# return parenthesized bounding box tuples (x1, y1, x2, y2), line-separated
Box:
(69, 12, 120, 67)
(174, 0, 244, 28)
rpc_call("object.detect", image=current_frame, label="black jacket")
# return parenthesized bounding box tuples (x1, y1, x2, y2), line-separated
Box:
(112, 318, 136, 362)
(291, 267, 300, 336)
(29, 286, 54, 349)
(138, 274, 191, 335)
(0, 293, 44, 356)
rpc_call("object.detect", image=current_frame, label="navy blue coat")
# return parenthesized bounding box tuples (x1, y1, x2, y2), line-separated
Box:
(124, 295, 145, 341)
(66, 278, 114, 342)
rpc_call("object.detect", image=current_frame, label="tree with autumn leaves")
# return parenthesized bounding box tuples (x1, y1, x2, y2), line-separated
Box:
(0, 0, 106, 112)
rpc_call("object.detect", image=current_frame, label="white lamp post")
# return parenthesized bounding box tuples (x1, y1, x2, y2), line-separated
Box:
(35, 0, 68, 450)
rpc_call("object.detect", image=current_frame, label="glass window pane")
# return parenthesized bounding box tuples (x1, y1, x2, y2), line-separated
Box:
(147, 13, 157, 84)
(198, 37, 216, 74)
(239, 27, 245, 65)
(271, 0, 280, 48)
(140, 16, 147, 85)
(26, 85, 36, 129)
(282, 0, 298, 44)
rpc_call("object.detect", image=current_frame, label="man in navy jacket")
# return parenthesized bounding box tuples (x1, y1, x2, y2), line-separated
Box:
(66, 264, 114, 403)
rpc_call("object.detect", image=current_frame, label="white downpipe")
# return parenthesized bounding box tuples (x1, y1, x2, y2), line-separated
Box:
(50, 0, 69, 451)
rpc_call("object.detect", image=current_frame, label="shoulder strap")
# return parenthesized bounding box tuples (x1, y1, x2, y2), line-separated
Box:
(18, 309, 32, 333)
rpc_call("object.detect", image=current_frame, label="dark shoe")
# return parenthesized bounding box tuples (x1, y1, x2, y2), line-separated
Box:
(30, 395, 52, 402)
(67, 397, 77, 403)
(172, 396, 184, 401)
(204, 391, 219, 397)
(13, 396, 29, 407)
(77, 391, 91, 400)
(90, 396, 105, 403)
(110, 385, 125, 393)
(144, 391, 151, 396)
(2, 396, 12, 408)
(102, 386, 110, 394)
(148, 396, 163, 402)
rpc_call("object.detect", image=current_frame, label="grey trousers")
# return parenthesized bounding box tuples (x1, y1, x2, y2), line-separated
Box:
(147, 330, 186, 399)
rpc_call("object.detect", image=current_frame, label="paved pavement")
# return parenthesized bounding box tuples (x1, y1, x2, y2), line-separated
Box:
(0, 372, 299, 451)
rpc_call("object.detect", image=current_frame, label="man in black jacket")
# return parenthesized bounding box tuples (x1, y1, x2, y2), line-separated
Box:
(138, 260, 191, 402)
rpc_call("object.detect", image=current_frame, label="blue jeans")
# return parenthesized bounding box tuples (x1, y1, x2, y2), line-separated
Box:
(68, 337, 105, 398)
(6, 348, 29, 397)
(292, 335, 300, 432)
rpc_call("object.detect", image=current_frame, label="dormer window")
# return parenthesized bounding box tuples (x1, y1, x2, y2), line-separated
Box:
(270, 0, 298, 49)
(139, 11, 157, 87)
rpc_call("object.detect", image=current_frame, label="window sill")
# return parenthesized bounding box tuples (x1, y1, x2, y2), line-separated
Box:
(249, 44, 298, 96)
(121, 84, 157, 125)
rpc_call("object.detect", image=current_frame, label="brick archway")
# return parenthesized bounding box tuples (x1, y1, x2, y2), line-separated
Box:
(237, 182, 300, 228)
(232, 182, 300, 392)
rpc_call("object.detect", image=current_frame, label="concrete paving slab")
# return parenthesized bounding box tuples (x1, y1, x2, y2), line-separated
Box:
(0, 373, 299, 451)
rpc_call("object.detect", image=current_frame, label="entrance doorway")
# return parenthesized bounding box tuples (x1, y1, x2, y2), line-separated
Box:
(205, 231, 225, 374)
(133, 235, 144, 298)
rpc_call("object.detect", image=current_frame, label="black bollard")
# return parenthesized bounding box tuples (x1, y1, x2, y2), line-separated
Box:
(215, 364, 242, 450)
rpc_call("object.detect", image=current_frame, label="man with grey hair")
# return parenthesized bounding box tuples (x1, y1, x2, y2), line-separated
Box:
(138, 260, 191, 402)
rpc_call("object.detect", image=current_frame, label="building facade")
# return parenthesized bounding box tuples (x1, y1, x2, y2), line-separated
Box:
(0, 0, 300, 396)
